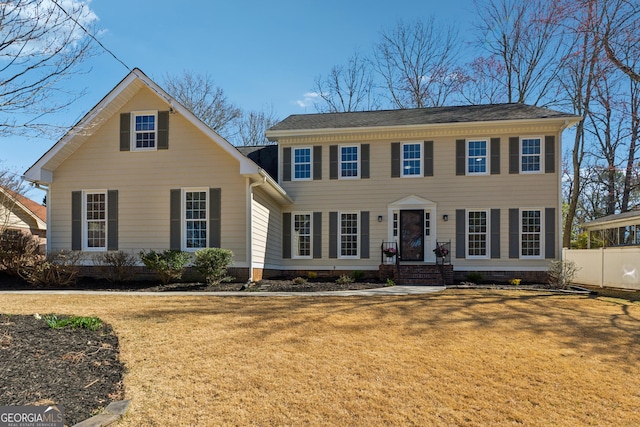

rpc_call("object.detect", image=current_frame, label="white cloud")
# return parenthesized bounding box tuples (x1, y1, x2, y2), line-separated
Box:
(295, 92, 320, 108)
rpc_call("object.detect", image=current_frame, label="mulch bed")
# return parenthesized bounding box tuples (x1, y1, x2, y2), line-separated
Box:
(0, 314, 124, 426)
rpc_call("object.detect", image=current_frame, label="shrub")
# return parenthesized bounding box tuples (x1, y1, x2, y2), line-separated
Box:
(19, 250, 81, 286)
(192, 248, 234, 285)
(465, 272, 483, 284)
(92, 251, 137, 283)
(292, 276, 307, 285)
(509, 278, 522, 286)
(336, 274, 354, 285)
(548, 260, 580, 289)
(139, 249, 191, 286)
(385, 278, 396, 287)
(0, 230, 41, 276)
(351, 270, 365, 281)
(307, 271, 318, 280)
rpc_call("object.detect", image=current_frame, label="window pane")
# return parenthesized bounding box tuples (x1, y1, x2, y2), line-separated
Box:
(134, 114, 156, 149)
(293, 214, 311, 257)
(340, 146, 358, 177)
(521, 210, 541, 256)
(85, 193, 106, 248)
(340, 213, 358, 257)
(521, 138, 541, 172)
(468, 140, 487, 173)
(402, 143, 421, 176)
(185, 191, 207, 248)
(467, 211, 487, 256)
(293, 148, 311, 179)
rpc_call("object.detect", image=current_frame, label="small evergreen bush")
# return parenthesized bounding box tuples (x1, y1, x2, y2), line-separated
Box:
(351, 270, 365, 281)
(465, 272, 483, 284)
(92, 251, 137, 283)
(192, 248, 234, 285)
(292, 276, 307, 285)
(139, 249, 191, 285)
(336, 274, 354, 285)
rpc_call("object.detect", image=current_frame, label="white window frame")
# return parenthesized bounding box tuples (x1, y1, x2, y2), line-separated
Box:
(466, 139, 489, 175)
(83, 190, 107, 251)
(339, 145, 360, 179)
(466, 209, 489, 259)
(339, 211, 359, 259)
(131, 111, 158, 151)
(292, 146, 312, 181)
(292, 212, 312, 259)
(401, 142, 422, 177)
(520, 136, 543, 174)
(182, 188, 209, 252)
(520, 208, 543, 259)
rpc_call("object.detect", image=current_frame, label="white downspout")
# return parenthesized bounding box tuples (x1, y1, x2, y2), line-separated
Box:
(35, 182, 50, 256)
(247, 174, 267, 283)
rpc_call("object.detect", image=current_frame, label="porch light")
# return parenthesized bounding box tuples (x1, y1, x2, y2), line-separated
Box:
(378, 215, 383, 222)
(442, 214, 449, 221)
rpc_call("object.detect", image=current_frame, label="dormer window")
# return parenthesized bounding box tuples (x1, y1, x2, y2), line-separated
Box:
(132, 111, 157, 150)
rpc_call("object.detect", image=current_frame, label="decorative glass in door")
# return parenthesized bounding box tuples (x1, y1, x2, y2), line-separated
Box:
(400, 210, 424, 261)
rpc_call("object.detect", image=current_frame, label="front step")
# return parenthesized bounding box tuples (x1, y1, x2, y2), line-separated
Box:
(379, 263, 453, 285)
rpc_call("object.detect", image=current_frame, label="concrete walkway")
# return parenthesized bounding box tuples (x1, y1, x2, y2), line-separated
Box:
(0, 285, 445, 297)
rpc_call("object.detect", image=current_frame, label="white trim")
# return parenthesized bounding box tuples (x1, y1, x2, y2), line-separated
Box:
(466, 209, 490, 259)
(292, 146, 313, 181)
(519, 208, 544, 259)
(338, 211, 360, 259)
(181, 187, 209, 252)
(82, 190, 107, 252)
(400, 142, 423, 178)
(466, 138, 489, 176)
(338, 144, 360, 180)
(131, 110, 158, 151)
(292, 211, 313, 259)
(387, 195, 438, 262)
(520, 136, 544, 174)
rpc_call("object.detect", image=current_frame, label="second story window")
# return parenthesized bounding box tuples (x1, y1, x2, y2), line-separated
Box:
(133, 111, 157, 150)
(467, 140, 488, 174)
(402, 143, 422, 177)
(521, 137, 541, 173)
(340, 145, 359, 178)
(293, 147, 312, 180)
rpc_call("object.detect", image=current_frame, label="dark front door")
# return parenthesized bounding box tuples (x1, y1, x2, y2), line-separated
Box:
(400, 209, 424, 261)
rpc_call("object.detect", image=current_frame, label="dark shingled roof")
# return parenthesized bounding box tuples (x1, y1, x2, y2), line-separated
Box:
(583, 210, 640, 228)
(236, 144, 278, 179)
(268, 103, 579, 132)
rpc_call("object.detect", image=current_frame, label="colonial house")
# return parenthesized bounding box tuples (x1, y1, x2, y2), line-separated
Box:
(24, 69, 581, 284)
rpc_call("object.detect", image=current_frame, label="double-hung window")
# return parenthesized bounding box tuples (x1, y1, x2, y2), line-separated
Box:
(85, 191, 106, 250)
(132, 111, 157, 150)
(340, 145, 359, 178)
(339, 212, 359, 258)
(402, 143, 422, 177)
(293, 213, 312, 258)
(467, 139, 488, 175)
(521, 209, 542, 257)
(521, 137, 542, 173)
(467, 210, 488, 258)
(184, 189, 208, 250)
(293, 147, 312, 180)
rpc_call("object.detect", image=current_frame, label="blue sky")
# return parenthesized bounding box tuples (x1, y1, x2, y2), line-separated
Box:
(0, 0, 477, 187)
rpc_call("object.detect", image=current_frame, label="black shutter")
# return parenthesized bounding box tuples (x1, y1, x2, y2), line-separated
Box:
(490, 208, 500, 259)
(120, 113, 130, 152)
(491, 138, 500, 175)
(282, 147, 291, 182)
(455, 209, 465, 258)
(509, 208, 519, 258)
(329, 212, 338, 259)
(545, 136, 555, 173)
(509, 137, 520, 174)
(209, 188, 221, 248)
(170, 189, 181, 250)
(391, 143, 400, 178)
(360, 211, 370, 259)
(361, 144, 370, 179)
(157, 111, 169, 150)
(313, 212, 322, 259)
(424, 141, 433, 177)
(71, 191, 82, 250)
(330, 145, 338, 180)
(282, 213, 291, 259)
(545, 207, 556, 258)
(107, 190, 118, 251)
(313, 145, 322, 180)
(456, 139, 465, 175)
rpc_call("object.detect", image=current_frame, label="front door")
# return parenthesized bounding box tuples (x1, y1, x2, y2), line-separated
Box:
(400, 209, 424, 261)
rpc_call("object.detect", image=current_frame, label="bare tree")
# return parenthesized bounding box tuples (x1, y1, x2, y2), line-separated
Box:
(313, 50, 379, 113)
(0, 0, 96, 137)
(163, 71, 241, 137)
(232, 106, 279, 146)
(372, 18, 463, 108)
(602, 0, 640, 82)
(473, 0, 567, 106)
(458, 56, 507, 105)
(0, 167, 27, 232)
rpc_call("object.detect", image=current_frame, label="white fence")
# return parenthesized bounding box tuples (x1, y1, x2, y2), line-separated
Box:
(563, 247, 640, 290)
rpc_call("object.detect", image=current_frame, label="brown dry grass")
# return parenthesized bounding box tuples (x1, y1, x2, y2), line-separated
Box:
(1, 290, 639, 426)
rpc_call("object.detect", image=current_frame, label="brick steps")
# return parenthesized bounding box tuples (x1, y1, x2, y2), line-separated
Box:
(379, 263, 453, 285)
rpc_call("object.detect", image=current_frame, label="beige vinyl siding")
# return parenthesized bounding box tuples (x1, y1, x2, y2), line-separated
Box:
(0, 203, 37, 231)
(251, 187, 282, 269)
(278, 123, 561, 270)
(49, 86, 248, 263)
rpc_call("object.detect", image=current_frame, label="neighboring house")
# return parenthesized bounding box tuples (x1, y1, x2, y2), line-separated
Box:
(0, 186, 47, 250)
(24, 68, 581, 283)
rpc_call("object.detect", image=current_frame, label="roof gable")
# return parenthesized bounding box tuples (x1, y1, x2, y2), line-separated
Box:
(0, 187, 46, 229)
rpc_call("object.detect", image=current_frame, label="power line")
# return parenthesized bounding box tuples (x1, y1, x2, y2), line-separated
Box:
(50, 0, 132, 72)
